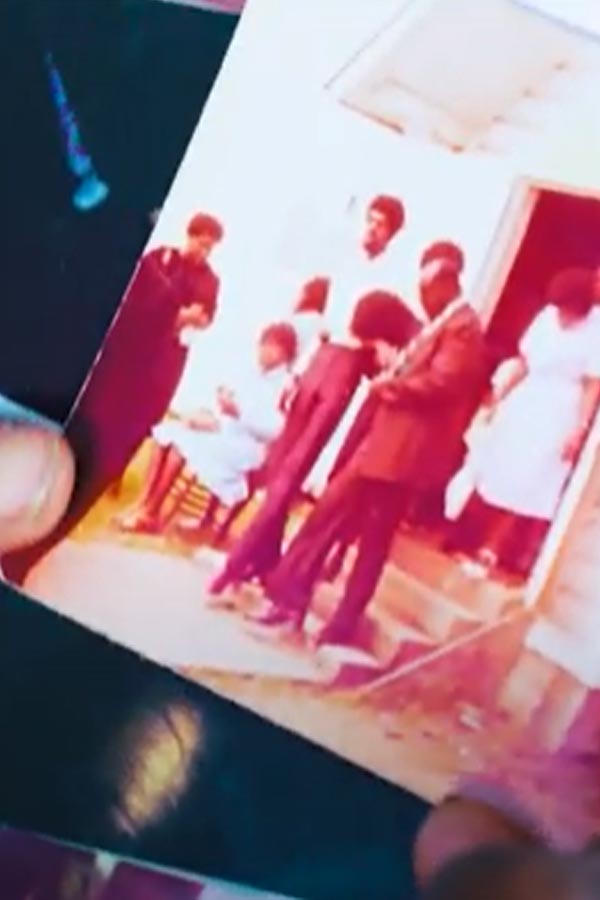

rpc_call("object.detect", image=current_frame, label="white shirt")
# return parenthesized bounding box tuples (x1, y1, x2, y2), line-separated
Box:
(289, 310, 326, 376)
(324, 238, 410, 339)
(154, 360, 291, 506)
(170, 326, 209, 416)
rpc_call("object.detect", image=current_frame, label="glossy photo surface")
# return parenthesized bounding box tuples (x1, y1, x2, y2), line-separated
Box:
(7, 0, 600, 847)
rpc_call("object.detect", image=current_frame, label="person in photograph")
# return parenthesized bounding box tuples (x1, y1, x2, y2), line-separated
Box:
(67, 212, 224, 522)
(171, 277, 332, 545)
(208, 291, 418, 595)
(290, 276, 330, 360)
(322, 194, 407, 337)
(331, 240, 469, 485)
(403, 241, 482, 530)
(119, 323, 297, 532)
(280, 276, 331, 411)
(458, 267, 600, 580)
(296, 194, 408, 494)
(255, 257, 488, 648)
(189, 277, 332, 546)
(317, 241, 470, 582)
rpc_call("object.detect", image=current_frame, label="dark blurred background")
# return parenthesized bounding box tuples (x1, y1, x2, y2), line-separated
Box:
(0, 0, 234, 420)
(0, 3, 426, 898)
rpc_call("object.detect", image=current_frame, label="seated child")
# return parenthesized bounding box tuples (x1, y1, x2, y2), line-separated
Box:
(120, 322, 297, 532)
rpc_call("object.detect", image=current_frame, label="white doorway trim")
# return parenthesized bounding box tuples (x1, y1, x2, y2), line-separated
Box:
(471, 176, 600, 609)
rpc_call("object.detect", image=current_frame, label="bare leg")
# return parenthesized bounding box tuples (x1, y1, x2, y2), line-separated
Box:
(119, 445, 185, 530)
(175, 492, 220, 538)
(476, 509, 520, 571)
(144, 446, 186, 520)
(136, 443, 171, 509)
(213, 495, 253, 545)
(457, 494, 524, 579)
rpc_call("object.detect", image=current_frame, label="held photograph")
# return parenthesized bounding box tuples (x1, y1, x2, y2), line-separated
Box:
(9, 0, 600, 843)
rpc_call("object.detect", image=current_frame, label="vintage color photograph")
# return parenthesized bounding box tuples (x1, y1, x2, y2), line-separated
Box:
(11, 0, 600, 843)
(0, 827, 288, 900)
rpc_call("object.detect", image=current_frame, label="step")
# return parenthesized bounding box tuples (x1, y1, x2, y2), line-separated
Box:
(390, 534, 516, 620)
(310, 581, 435, 667)
(230, 548, 490, 655)
(380, 565, 492, 643)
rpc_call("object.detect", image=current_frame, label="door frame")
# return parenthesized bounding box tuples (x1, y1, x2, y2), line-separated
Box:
(470, 175, 600, 609)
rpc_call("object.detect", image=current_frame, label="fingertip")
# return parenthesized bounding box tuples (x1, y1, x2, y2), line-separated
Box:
(0, 425, 75, 554)
(32, 430, 76, 536)
(414, 797, 538, 888)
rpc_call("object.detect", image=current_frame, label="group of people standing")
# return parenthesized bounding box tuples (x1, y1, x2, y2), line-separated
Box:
(50, 195, 600, 654)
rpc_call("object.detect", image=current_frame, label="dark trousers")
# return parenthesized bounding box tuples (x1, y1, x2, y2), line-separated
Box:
(265, 468, 407, 640)
(219, 473, 298, 585)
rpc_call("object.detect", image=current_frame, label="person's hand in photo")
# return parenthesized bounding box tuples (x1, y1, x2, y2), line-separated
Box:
(0, 424, 74, 556)
(185, 409, 220, 432)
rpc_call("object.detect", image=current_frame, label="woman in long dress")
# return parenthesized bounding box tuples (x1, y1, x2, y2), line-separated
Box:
(462, 268, 600, 578)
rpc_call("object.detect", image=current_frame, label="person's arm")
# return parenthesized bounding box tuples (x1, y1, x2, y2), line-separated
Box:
(490, 356, 528, 406)
(176, 304, 207, 331)
(176, 273, 220, 331)
(237, 388, 284, 443)
(562, 376, 600, 463)
(373, 324, 478, 408)
(184, 409, 220, 432)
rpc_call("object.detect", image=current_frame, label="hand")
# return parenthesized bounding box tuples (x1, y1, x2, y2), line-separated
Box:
(479, 401, 497, 426)
(561, 429, 586, 464)
(176, 303, 208, 331)
(281, 377, 299, 412)
(216, 386, 239, 418)
(185, 410, 219, 432)
(0, 424, 74, 556)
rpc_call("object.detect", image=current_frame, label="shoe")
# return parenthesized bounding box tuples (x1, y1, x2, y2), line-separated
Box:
(315, 623, 357, 650)
(116, 510, 160, 534)
(207, 570, 231, 595)
(205, 593, 237, 611)
(460, 548, 498, 581)
(246, 602, 301, 630)
(176, 516, 208, 543)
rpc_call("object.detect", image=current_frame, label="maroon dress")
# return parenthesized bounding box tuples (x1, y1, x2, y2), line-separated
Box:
(6, 247, 218, 585)
(68, 246, 219, 515)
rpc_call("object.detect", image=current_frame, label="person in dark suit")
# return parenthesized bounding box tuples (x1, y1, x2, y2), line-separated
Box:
(317, 242, 468, 582)
(257, 250, 488, 648)
(208, 291, 419, 595)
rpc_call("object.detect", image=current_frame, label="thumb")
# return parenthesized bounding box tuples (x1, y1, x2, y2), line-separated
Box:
(0, 424, 75, 555)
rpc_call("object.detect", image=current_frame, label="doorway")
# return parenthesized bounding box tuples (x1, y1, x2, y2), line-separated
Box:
(374, 180, 600, 670)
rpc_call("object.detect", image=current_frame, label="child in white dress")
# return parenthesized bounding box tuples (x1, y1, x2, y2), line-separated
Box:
(122, 323, 297, 531)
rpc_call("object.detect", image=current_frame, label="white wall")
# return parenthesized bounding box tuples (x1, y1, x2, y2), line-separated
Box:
(145, 0, 600, 392)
